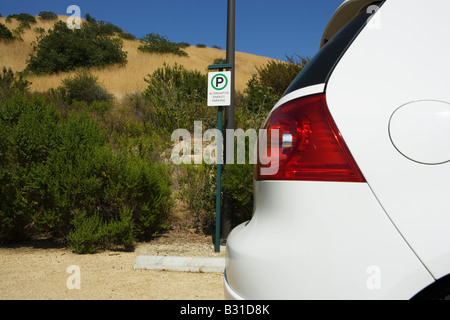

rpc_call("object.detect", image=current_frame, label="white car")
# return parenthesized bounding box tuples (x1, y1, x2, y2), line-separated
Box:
(224, 0, 450, 300)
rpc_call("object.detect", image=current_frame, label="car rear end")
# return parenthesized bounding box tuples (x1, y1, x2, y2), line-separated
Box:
(225, 0, 450, 300)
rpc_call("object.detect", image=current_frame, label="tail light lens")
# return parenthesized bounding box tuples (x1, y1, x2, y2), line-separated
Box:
(255, 94, 365, 182)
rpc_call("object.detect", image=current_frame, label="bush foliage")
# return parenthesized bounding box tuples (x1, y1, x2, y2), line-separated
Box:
(0, 23, 14, 40)
(61, 70, 113, 104)
(38, 11, 58, 20)
(26, 20, 127, 74)
(0, 67, 32, 102)
(7, 13, 37, 24)
(241, 55, 310, 128)
(0, 93, 172, 252)
(138, 33, 188, 57)
(143, 63, 213, 134)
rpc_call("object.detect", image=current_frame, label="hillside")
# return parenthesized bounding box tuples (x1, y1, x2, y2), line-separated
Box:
(0, 15, 275, 99)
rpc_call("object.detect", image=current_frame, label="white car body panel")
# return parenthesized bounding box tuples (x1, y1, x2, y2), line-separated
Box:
(225, 180, 433, 300)
(326, 0, 450, 279)
(225, 0, 450, 300)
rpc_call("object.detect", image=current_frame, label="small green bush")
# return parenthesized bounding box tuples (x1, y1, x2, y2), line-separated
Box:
(212, 58, 227, 65)
(61, 70, 113, 104)
(0, 67, 32, 102)
(38, 11, 58, 20)
(67, 211, 103, 254)
(0, 23, 14, 39)
(119, 32, 136, 40)
(68, 206, 134, 254)
(222, 163, 254, 226)
(177, 42, 190, 48)
(85, 19, 123, 37)
(195, 43, 206, 48)
(256, 55, 310, 97)
(143, 63, 213, 134)
(178, 163, 216, 233)
(7, 13, 36, 24)
(138, 33, 188, 57)
(34, 27, 46, 34)
(243, 55, 310, 120)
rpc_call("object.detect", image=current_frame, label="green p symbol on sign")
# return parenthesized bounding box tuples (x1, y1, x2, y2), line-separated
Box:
(211, 74, 228, 90)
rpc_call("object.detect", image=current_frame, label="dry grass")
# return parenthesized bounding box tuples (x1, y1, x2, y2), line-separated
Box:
(0, 15, 275, 99)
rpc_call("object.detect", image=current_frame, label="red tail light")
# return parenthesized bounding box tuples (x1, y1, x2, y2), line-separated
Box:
(255, 94, 365, 182)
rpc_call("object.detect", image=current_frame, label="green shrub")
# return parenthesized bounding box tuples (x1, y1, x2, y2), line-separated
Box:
(85, 18, 123, 37)
(34, 27, 46, 34)
(143, 63, 213, 134)
(242, 55, 309, 122)
(177, 42, 190, 48)
(61, 70, 113, 104)
(67, 211, 103, 254)
(99, 206, 135, 251)
(38, 11, 58, 20)
(178, 163, 216, 233)
(212, 58, 227, 65)
(110, 156, 172, 239)
(18, 20, 32, 30)
(0, 94, 61, 242)
(7, 13, 36, 24)
(26, 20, 127, 74)
(196, 43, 206, 48)
(0, 67, 32, 103)
(256, 55, 310, 97)
(138, 33, 188, 57)
(222, 163, 254, 226)
(0, 23, 14, 39)
(68, 206, 134, 254)
(119, 32, 136, 40)
(0, 93, 172, 247)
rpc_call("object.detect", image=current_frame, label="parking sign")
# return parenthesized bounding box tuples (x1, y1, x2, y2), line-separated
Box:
(208, 71, 231, 107)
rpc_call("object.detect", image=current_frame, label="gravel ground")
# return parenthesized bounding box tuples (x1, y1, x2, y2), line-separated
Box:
(0, 228, 225, 300)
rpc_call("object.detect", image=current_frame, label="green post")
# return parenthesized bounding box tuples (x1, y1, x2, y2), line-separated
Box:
(215, 106, 223, 253)
(208, 62, 231, 253)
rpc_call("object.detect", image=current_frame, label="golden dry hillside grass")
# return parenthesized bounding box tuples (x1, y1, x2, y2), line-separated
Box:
(0, 15, 275, 99)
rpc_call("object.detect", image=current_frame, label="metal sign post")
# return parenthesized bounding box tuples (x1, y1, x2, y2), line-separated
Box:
(208, 63, 232, 253)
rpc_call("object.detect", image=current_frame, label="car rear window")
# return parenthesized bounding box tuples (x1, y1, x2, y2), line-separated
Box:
(283, 4, 382, 96)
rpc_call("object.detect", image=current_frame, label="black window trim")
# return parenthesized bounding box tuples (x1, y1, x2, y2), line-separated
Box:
(283, 1, 385, 97)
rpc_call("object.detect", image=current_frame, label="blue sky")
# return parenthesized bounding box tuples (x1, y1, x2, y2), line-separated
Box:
(1, 0, 344, 60)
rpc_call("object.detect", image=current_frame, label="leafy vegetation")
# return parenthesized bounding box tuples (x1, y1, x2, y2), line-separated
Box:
(0, 67, 31, 102)
(241, 54, 310, 128)
(138, 33, 188, 57)
(0, 88, 172, 252)
(0, 23, 14, 40)
(7, 13, 37, 24)
(143, 63, 213, 134)
(26, 20, 127, 74)
(61, 70, 113, 105)
(38, 11, 58, 20)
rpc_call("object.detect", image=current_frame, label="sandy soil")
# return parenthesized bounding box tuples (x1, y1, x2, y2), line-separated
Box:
(0, 228, 225, 300)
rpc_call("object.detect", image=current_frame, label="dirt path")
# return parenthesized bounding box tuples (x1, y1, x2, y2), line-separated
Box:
(0, 229, 225, 300)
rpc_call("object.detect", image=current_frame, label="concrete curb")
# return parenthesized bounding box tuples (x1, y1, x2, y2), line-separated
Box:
(134, 256, 225, 273)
